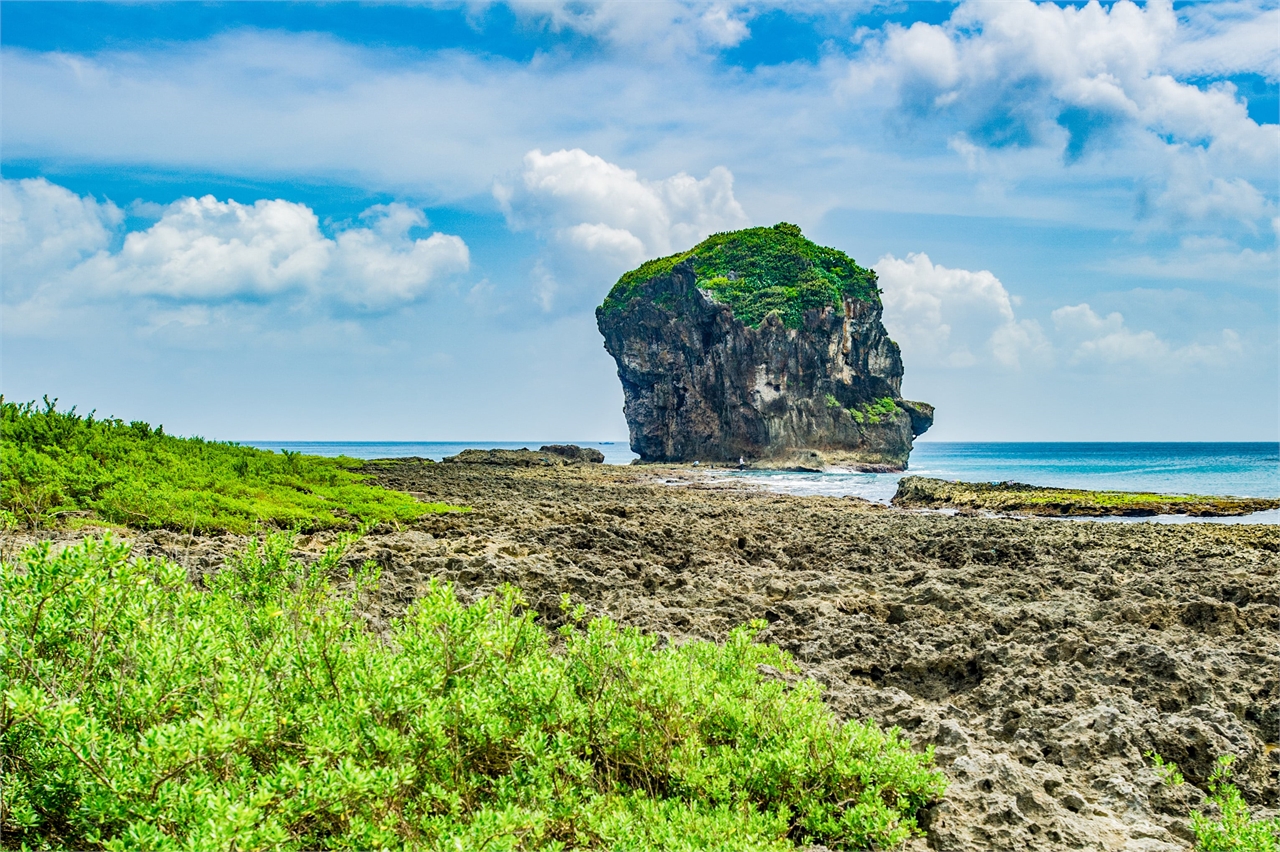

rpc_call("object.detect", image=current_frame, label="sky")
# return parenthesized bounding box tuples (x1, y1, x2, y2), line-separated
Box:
(1, 0, 1277, 443)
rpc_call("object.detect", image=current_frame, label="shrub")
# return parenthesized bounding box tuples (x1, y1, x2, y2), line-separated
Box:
(599, 223, 880, 329)
(0, 397, 463, 532)
(1191, 756, 1279, 852)
(2, 536, 946, 851)
(1147, 752, 1278, 852)
(848, 397, 898, 426)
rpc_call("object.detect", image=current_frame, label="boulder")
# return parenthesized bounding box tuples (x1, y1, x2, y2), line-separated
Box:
(539, 444, 605, 463)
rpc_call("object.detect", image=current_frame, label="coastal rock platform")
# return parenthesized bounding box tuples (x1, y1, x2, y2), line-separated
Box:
(27, 460, 1278, 850)
(894, 476, 1280, 518)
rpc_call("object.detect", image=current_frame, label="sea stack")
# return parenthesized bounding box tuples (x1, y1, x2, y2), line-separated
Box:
(595, 223, 933, 470)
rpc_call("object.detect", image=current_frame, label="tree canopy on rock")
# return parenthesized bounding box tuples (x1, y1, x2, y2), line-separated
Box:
(600, 223, 880, 329)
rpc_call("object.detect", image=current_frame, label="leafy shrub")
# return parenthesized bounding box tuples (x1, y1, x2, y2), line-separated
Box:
(2, 536, 946, 851)
(1147, 752, 1278, 852)
(1146, 750, 1185, 787)
(1191, 756, 1279, 852)
(846, 397, 898, 426)
(1, 397, 462, 532)
(600, 223, 879, 329)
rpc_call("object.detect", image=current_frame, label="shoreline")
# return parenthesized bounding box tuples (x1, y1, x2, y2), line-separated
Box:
(624, 463, 1280, 524)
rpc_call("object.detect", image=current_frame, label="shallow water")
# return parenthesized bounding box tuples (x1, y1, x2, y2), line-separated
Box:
(715, 443, 1279, 523)
(908, 442, 1279, 498)
(246, 440, 1279, 522)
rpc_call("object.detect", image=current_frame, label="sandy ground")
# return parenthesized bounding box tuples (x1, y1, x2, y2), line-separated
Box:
(8, 457, 1277, 851)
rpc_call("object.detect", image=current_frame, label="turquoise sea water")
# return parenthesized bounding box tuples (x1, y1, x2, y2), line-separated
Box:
(246, 441, 1279, 522)
(717, 442, 1280, 524)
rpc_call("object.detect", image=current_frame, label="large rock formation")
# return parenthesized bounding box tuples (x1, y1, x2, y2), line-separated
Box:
(596, 223, 933, 469)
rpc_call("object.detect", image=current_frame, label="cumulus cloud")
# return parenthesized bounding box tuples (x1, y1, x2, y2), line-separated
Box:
(875, 252, 1048, 369)
(498, 148, 749, 308)
(1052, 302, 1243, 367)
(844, 0, 1278, 226)
(2, 180, 469, 314)
(0, 178, 123, 303)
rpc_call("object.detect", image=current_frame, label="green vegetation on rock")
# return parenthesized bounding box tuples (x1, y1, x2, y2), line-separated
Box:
(1191, 755, 1279, 852)
(601, 223, 879, 329)
(892, 476, 1280, 518)
(2, 534, 946, 851)
(1148, 753, 1278, 851)
(850, 397, 898, 426)
(1, 397, 462, 533)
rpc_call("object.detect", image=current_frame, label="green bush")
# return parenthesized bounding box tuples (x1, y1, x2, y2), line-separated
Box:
(1, 397, 462, 533)
(1191, 756, 1279, 852)
(600, 223, 880, 329)
(1147, 752, 1278, 852)
(850, 397, 898, 426)
(1, 535, 946, 851)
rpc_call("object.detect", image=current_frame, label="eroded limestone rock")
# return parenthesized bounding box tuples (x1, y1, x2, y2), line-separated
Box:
(597, 247, 932, 469)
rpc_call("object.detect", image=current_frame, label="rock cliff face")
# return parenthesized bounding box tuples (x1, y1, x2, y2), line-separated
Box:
(596, 225, 932, 469)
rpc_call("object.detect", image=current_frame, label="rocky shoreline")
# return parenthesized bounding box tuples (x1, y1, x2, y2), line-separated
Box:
(893, 477, 1280, 519)
(7, 458, 1277, 851)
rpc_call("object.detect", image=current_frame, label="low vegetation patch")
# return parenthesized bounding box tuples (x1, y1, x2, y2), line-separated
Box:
(1, 397, 464, 533)
(1149, 753, 1278, 852)
(600, 223, 880, 329)
(850, 397, 898, 426)
(892, 476, 1280, 518)
(2, 535, 946, 851)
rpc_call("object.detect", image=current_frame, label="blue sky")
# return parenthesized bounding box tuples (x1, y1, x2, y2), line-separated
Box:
(2, 0, 1276, 442)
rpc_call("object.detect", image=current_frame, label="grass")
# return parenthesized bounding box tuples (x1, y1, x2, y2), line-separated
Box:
(1, 534, 947, 851)
(598, 223, 879, 329)
(1, 397, 465, 534)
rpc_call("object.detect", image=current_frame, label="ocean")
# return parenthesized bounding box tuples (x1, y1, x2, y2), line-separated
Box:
(245, 440, 1280, 523)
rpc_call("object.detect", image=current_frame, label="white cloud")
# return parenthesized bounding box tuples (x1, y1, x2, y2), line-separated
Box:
(1100, 239, 1275, 284)
(506, 148, 748, 257)
(330, 205, 471, 308)
(101, 195, 332, 299)
(498, 148, 749, 308)
(1164, 2, 1280, 79)
(1144, 157, 1274, 226)
(1, 181, 470, 314)
(0, 177, 123, 303)
(1051, 302, 1243, 367)
(844, 0, 1278, 227)
(3, 10, 1272, 245)
(875, 252, 1048, 369)
(495, 0, 753, 54)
